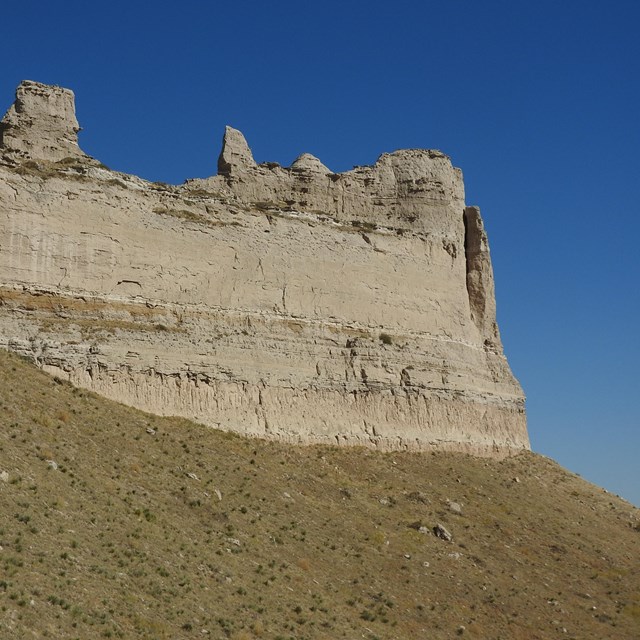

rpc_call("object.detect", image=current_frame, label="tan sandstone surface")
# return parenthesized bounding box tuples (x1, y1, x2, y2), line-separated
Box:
(0, 80, 528, 454)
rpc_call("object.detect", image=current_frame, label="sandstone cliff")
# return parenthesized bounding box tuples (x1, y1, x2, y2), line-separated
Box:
(0, 80, 528, 455)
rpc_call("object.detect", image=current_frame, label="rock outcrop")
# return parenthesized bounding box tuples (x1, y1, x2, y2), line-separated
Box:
(0, 80, 88, 163)
(0, 80, 529, 455)
(217, 126, 257, 175)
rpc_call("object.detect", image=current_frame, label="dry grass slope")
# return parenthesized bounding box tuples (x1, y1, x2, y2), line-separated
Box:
(0, 349, 638, 639)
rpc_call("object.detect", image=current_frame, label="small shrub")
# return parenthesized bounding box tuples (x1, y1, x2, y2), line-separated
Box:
(296, 558, 311, 571)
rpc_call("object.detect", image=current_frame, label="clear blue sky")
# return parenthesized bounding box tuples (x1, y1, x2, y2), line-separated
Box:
(2, 1, 638, 505)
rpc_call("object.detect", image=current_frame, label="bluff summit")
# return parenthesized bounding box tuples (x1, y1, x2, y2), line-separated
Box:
(0, 80, 528, 455)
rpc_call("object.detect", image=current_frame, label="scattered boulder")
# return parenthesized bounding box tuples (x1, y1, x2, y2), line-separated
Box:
(407, 520, 433, 535)
(448, 501, 463, 514)
(407, 491, 430, 504)
(433, 523, 453, 541)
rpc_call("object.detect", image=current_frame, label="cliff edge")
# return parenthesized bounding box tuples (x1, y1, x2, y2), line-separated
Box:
(0, 80, 528, 455)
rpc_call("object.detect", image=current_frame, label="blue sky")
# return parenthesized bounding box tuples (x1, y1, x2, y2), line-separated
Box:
(2, 1, 638, 505)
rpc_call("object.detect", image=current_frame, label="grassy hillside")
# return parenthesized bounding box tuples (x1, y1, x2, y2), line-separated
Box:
(0, 349, 638, 639)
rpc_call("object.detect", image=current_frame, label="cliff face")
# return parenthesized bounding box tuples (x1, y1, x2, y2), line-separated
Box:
(0, 80, 528, 455)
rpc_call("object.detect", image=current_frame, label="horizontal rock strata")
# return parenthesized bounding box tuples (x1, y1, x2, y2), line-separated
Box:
(0, 80, 529, 455)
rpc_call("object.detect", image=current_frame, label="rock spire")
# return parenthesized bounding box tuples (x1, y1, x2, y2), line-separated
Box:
(217, 126, 256, 176)
(0, 80, 87, 163)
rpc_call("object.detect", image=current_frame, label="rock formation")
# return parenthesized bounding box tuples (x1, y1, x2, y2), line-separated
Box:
(0, 80, 529, 455)
(0, 80, 88, 163)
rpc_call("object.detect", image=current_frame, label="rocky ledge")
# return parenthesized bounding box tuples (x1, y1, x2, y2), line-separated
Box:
(0, 80, 528, 455)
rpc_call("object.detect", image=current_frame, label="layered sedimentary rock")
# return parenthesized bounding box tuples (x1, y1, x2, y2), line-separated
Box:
(0, 80, 529, 455)
(0, 80, 88, 163)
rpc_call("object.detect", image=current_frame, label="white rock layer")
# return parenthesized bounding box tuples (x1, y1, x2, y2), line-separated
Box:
(0, 81, 529, 455)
